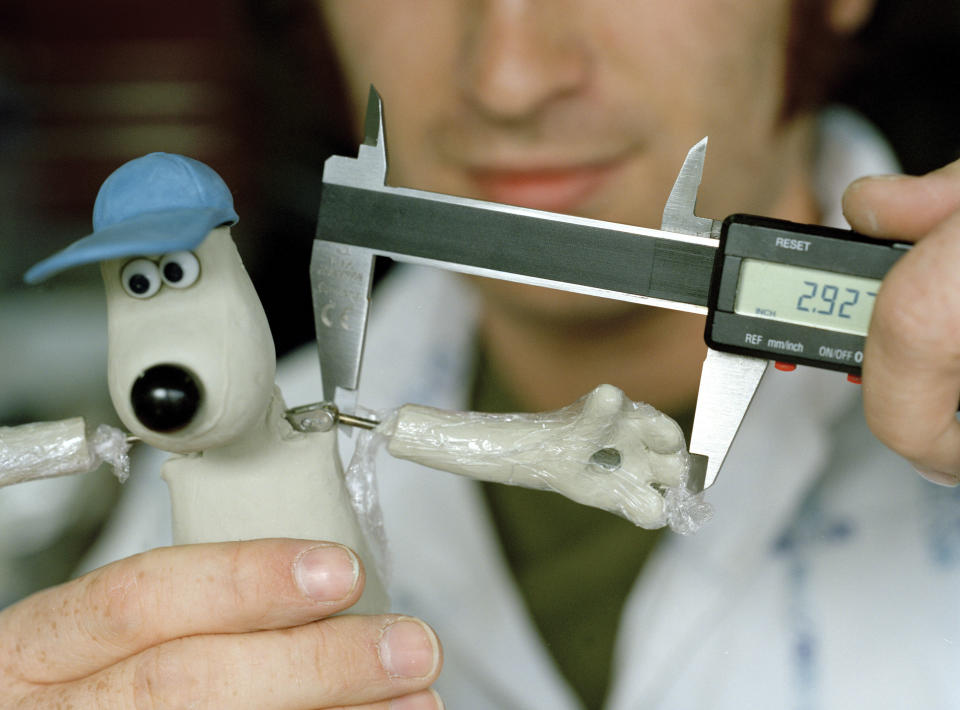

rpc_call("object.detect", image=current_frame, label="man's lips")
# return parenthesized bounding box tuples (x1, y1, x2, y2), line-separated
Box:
(468, 162, 622, 213)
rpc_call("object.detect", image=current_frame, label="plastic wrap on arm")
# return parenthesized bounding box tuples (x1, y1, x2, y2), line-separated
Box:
(342, 407, 392, 584)
(382, 384, 710, 533)
(0, 418, 131, 488)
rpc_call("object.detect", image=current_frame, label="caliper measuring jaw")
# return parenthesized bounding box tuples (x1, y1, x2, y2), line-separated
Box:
(309, 87, 387, 413)
(311, 86, 769, 492)
(656, 136, 770, 492)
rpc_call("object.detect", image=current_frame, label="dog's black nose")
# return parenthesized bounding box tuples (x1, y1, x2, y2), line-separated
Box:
(130, 364, 201, 432)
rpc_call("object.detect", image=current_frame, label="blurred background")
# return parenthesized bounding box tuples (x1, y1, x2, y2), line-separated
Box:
(0, 2, 353, 399)
(0, 0, 958, 600)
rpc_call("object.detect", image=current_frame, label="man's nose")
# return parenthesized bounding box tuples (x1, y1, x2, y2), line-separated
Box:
(459, 0, 590, 121)
(130, 364, 202, 432)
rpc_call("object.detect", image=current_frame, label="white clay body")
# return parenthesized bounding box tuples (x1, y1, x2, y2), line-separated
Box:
(387, 384, 690, 528)
(101, 225, 388, 612)
(163, 389, 388, 613)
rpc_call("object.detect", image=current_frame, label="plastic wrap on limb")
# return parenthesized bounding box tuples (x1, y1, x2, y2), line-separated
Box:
(0, 417, 131, 487)
(385, 384, 712, 533)
(343, 407, 392, 584)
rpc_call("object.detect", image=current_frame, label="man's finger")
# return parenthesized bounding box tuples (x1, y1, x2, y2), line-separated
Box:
(862, 209, 960, 480)
(843, 158, 960, 239)
(27, 614, 442, 710)
(0, 539, 365, 684)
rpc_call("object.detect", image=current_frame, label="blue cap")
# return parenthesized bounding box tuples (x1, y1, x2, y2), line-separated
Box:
(25, 152, 239, 284)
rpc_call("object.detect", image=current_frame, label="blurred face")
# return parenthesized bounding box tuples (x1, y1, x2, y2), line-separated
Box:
(319, 0, 854, 321)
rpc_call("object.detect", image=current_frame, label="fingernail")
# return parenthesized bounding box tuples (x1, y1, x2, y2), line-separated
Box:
(390, 689, 445, 710)
(293, 544, 359, 602)
(914, 466, 960, 487)
(379, 618, 439, 679)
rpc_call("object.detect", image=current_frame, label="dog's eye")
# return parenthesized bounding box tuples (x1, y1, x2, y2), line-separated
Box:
(159, 251, 200, 289)
(121, 259, 161, 299)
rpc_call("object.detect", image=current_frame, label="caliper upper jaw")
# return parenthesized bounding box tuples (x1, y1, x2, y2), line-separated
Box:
(660, 137, 721, 239)
(311, 86, 389, 409)
(688, 348, 768, 491)
(323, 85, 388, 189)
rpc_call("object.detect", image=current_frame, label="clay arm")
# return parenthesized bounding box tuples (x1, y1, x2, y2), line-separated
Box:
(0, 418, 131, 487)
(385, 384, 695, 529)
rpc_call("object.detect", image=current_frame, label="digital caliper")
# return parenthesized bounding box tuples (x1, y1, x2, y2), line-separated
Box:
(311, 87, 908, 492)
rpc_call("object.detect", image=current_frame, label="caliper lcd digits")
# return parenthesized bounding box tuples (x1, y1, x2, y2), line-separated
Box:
(312, 87, 909, 492)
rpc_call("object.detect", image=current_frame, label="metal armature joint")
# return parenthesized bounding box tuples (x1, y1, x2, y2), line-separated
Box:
(285, 402, 380, 433)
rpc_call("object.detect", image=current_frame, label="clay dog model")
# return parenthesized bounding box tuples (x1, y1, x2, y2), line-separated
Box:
(14, 153, 702, 611)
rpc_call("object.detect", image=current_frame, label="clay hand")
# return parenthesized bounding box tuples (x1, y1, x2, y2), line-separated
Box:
(843, 157, 960, 485)
(509, 383, 690, 527)
(0, 540, 442, 709)
(388, 384, 691, 528)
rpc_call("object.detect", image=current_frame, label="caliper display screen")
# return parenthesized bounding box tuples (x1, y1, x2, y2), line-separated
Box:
(733, 259, 881, 336)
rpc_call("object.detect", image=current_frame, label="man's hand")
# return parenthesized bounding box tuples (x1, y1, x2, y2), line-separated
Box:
(0, 539, 443, 709)
(843, 158, 960, 484)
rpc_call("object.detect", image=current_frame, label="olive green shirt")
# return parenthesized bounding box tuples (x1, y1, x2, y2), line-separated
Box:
(472, 353, 692, 709)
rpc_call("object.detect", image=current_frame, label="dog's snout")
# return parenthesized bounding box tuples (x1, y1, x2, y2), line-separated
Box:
(131, 364, 201, 432)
